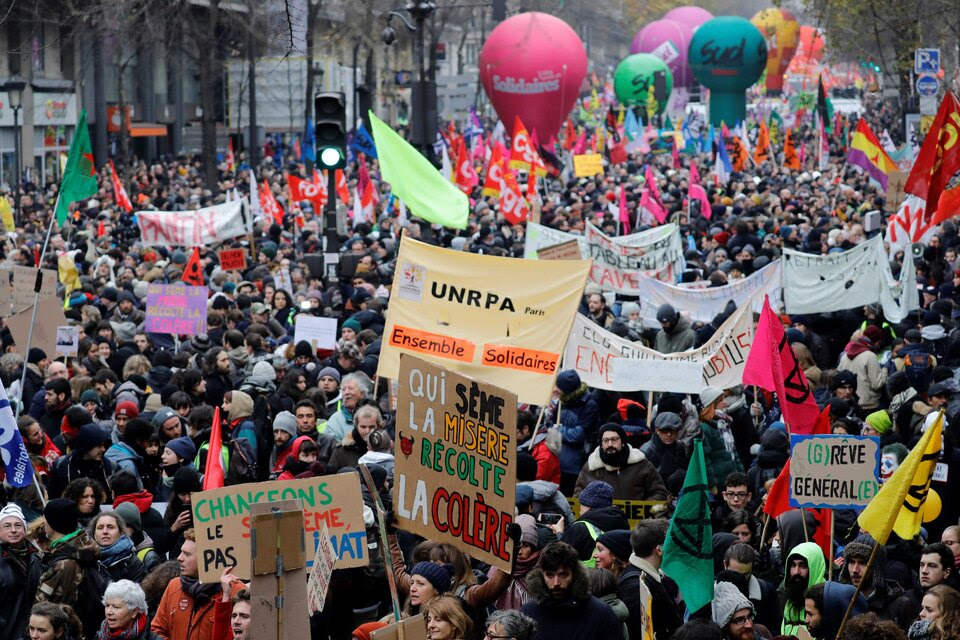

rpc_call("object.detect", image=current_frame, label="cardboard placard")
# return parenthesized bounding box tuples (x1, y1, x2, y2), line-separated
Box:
(789, 434, 881, 509)
(145, 283, 208, 335)
(248, 501, 309, 640)
(55, 325, 79, 357)
(567, 497, 668, 528)
(10, 267, 57, 313)
(394, 354, 517, 572)
(885, 170, 909, 212)
(573, 153, 604, 177)
(218, 248, 247, 271)
(536, 240, 582, 261)
(293, 316, 338, 352)
(306, 523, 337, 613)
(371, 614, 427, 640)
(7, 296, 68, 359)
(191, 474, 367, 583)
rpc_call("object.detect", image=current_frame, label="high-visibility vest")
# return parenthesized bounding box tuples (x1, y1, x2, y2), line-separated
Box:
(580, 520, 602, 568)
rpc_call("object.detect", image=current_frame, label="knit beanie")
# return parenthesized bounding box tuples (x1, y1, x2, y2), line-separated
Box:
(409, 561, 453, 593)
(352, 622, 388, 640)
(43, 498, 79, 535)
(342, 317, 362, 333)
(317, 367, 341, 384)
(73, 423, 109, 454)
(165, 436, 197, 462)
(516, 452, 538, 481)
(115, 401, 140, 419)
(273, 411, 298, 437)
(294, 340, 314, 359)
(555, 370, 581, 395)
(620, 301, 641, 317)
(865, 410, 893, 435)
(0, 503, 26, 529)
(599, 422, 627, 444)
(578, 481, 614, 508)
(712, 581, 754, 628)
(114, 502, 142, 532)
(172, 466, 202, 495)
(515, 485, 534, 509)
(79, 389, 102, 407)
(516, 513, 540, 548)
(597, 529, 632, 563)
(27, 348, 47, 365)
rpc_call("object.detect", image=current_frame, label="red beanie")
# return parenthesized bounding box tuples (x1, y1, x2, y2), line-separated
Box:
(352, 622, 388, 640)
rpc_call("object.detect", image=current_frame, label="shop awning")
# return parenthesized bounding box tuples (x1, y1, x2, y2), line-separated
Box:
(130, 123, 168, 137)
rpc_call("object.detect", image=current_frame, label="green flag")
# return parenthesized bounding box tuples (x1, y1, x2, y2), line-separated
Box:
(368, 111, 467, 230)
(55, 109, 98, 225)
(661, 440, 713, 614)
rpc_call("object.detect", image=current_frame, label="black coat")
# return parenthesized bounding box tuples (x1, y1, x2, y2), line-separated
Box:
(618, 562, 683, 640)
(520, 567, 621, 640)
(0, 544, 41, 640)
(561, 505, 629, 561)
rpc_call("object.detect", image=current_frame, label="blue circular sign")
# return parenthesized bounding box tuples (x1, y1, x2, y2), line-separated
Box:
(916, 74, 940, 97)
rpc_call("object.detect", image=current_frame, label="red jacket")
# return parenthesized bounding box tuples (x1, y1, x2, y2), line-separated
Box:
(531, 439, 560, 485)
(151, 579, 241, 640)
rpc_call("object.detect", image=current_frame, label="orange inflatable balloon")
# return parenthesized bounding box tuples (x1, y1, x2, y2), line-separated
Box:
(798, 25, 825, 61)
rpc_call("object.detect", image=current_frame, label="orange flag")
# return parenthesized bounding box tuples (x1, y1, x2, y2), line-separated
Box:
(181, 247, 204, 286)
(754, 121, 770, 164)
(783, 128, 801, 170)
(731, 136, 748, 171)
(482, 146, 505, 197)
(499, 165, 529, 224)
(509, 116, 537, 171)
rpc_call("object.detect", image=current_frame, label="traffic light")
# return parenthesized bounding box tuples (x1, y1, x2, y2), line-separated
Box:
(314, 92, 346, 169)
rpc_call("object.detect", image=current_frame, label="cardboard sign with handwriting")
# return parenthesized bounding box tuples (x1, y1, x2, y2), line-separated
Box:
(573, 153, 604, 177)
(537, 239, 582, 261)
(218, 248, 247, 271)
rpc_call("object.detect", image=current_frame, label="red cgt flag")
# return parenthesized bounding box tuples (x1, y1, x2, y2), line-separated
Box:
(482, 146, 505, 198)
(109, 160, 133, 213)
(907, 91, 960, 223)
(499, 164, 529, 224)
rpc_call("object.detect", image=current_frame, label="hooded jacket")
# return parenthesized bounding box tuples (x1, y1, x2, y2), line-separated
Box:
(226, 390, 258, 458)
(838, 341, 887, 409)
(327, 429, 368, 473)
(519, 479, 575, 526)
(276, 436, 319, 481)
(105, 441, 145, 487)
(561, 505, 630, 561)
(36, 530, 105, 639)
(654, 316, 696, 354)
(821, 582, 868, 639)
(520, 564, 622, 640)
(747, 427, 789, 495)
(524, 428, 561, 485)
(573, 445, 668, 501)
(554, 384, 601, 475)
(780, 541, 827, 636)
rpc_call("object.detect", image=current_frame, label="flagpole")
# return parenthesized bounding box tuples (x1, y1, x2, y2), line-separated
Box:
(827, 514, 835, 581)
(15, 196, 60, 418)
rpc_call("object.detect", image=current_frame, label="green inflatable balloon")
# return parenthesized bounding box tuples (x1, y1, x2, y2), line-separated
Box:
(613, 54, 673, 112)
(689, 16, 767, 126)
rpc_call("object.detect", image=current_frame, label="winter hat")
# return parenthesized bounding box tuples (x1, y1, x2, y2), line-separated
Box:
(620, 301, 641, 317)
(114, 502, 142, 532)
(597, 529, 632, 563)
(842, 540, 873, 563)
(43, 498, 79, 535)
(862, 325, 884, 344)
(865, 410, 893, 435)
(342, 317, 362, 333)
(73, 423, 110, 453)
(555, 370, 581, 395)
(409, 561, 453, 593)
(115, 401, 139, 419)
(656, 304, 679, 323)
(657, 394, 684, 416)
(599, 423, 627, 444)
(28, 348, 47, 365)
(516, 452, 538, 481)
(317, 367, 341, 384)
(165, 436, 197, 462)
(0, 503, 26, 529)
(712, 580, 754, 628)
(273, 411, 297, 437)
(172, 466, 202, 495)
(352, 622, 388, 640)
(153, 407, 179, 429)
(578, 481, 614, 508)
(699, 386, 724, 409)
(79, 389, 102, 407)
(654, 411, 683, 431)
(515, 513, 539, 548)
(515, 485, 534, 509)
(294, 340, 314, 359)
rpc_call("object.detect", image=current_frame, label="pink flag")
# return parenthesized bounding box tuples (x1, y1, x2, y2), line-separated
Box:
(644, 165, 664, 210)
(688, 162, 712, 219)
(640, 188, 666, 224)
(618, 185, 630, 233)
(572, 129, 587, 155)
(671, 136, 680, 168)
(742, 296, 821, 433)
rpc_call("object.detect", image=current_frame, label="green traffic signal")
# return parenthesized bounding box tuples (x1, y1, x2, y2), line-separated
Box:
(318, 146, 344, 169)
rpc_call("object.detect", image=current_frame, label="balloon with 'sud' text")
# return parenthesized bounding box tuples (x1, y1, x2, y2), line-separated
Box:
(613, 54, 673, 113)
(479, 12, 587, 141)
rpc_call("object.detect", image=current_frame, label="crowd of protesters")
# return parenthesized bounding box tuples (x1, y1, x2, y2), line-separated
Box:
(0, 88, 957, 640)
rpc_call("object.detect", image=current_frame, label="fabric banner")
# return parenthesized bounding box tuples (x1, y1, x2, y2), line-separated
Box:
(137, 200, 248, 247)
(377, 237, 590, 405)
(783, 235, 917, 322)
(394, 354, 517, 572)
(563, 296, 756, 391)
(634, 262, 782, 327)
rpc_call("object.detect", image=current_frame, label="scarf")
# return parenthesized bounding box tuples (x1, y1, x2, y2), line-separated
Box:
(50, 528, 83, 550)
(350, 427, 369, 455)
(96, 612, 147, 640)
(0, 541, 34, 574)
(99, 535, 135, 565)
(180, 576, 221, 604)
(714, 410, 739, 460)
(845, 337, 874, 358)
(341, 405, 354, 424)
(889, 387, 919, 415)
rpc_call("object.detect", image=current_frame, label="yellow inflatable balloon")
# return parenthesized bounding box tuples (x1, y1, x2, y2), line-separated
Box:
(922, 489, 942, 523)
(750, 8, 799, 95)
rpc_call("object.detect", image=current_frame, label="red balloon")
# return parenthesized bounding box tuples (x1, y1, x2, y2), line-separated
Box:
(480, 12, 587, 140)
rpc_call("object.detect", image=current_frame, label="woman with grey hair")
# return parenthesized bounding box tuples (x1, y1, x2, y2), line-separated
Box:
(98, 580, 158, 640)
(323, 371, 372, 441)
(484, 610, 538, 640)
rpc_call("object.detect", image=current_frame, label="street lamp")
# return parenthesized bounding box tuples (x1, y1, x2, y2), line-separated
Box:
(3, 78, 26, 228)
(383, 2, 436, 158)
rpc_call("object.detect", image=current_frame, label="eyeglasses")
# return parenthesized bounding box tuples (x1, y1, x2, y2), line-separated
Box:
(724, 491, 749, 500)
(601, 436, 621, 444)
(483, 632, 514, 640)
(729, 613, 755, 626)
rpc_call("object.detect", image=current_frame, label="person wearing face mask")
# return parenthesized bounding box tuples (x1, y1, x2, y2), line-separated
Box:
(0, 504, 41, 639)
(276, 437, 323, 480)
(155, 437, 197, 502)
(89, 512, 145, 583)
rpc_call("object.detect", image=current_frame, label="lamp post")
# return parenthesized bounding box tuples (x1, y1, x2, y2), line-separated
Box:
(3, 79, 25, 228)
(383, 2, 436, 158)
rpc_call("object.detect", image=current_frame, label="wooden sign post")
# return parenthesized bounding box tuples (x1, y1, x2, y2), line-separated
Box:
(248, 501, 307, 640)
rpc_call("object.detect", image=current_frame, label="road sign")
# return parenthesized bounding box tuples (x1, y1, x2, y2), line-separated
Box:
(915, 48, 940, 74)
(916, 74, 940, 97)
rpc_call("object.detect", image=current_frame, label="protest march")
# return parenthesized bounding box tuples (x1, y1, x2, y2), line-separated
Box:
(4, 5, 960, 640)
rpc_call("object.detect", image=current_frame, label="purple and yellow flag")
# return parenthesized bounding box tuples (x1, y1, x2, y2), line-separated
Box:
(846, 118, 896, 190)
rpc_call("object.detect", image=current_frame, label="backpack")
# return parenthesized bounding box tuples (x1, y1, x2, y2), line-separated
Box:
(902, 352, 933, 393)
(225, 435, 258, 484)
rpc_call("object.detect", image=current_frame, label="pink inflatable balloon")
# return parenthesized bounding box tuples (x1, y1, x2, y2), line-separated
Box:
(479, 12, 587, 140)
(664, 6, 714, 31)
(630, 19, 694, 88)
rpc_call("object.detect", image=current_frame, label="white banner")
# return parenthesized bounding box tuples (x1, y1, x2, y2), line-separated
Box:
(524, 222, 677, 259)
(563, 296, 756, 392)
(136, 201, 248, 247)
(633, 262, 783, 327)
(783, 235, 918, 322)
